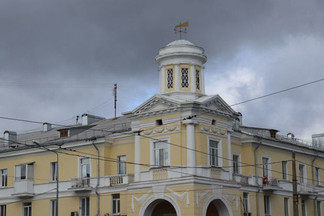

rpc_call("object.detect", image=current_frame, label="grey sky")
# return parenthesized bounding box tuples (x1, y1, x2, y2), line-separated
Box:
(1, 0, 324, 141)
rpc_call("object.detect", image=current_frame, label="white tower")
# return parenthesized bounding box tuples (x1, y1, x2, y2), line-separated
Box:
(155, 39, 207, 100)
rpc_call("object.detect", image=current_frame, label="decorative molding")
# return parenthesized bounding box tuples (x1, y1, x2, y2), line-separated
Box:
(200, 124, 227, 136)
(131, 190, 152, 212)
(195, 190, 210, 206)
(153, 185, 166, 199)
(167, 188, 189, 206)
(223, 191, 235, 203)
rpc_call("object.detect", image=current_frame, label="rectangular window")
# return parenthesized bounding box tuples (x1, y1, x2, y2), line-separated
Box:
(80, 197, 89, 216)
(80, 157, 90, 178)
(154, 141, 169, 166)
(317, 201, 322, 216)
(15, 163, 34, 181)
(301, 200, 307, 216)
(209, 140, 219, 167)
(315, 167, 320, 185)
(196, 70, 200, 90)
(284, 198, 289, 216)
(50, 200, 57, 216)
(23, 202, 32, 216)
(262, 157, 269, 177)
(264, 195, 271, 215)
(282, 161, 288, 180)
(50, 162, 57, 181)
(181, 68, 189, 88)
(112, 194, 120, 215)
(167, 68, 173, 89)
(0, 205, 6, 216)
(233, 155, 239, 174)
(0, 169, 7, 187)
(243, 192, 249, 213)
(117, 155, 126, 175)
(299, 164, 305, 183)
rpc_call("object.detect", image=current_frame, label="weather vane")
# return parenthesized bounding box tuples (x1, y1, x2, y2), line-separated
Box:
(174, 21, 189, 39)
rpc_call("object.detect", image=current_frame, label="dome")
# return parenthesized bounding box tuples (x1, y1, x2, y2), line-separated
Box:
(167, 39, 194, 46)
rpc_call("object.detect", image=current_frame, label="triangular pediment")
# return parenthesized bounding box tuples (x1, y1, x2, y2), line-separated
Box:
(199, 95, 237, 115)
(131, 95, 179, 115)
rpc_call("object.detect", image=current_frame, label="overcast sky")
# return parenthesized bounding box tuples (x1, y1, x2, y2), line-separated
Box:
(1, 0, 324, 141)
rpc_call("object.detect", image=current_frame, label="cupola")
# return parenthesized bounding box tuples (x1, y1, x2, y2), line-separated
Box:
(155, 39, 207, 100)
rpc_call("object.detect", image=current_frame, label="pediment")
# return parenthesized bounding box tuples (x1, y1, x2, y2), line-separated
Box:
(200, 95, 236, 115)
(132, 95, 179, 115)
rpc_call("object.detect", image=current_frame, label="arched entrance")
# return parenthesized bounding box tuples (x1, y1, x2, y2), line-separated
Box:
(204, 197, 233, 216)
(143, 199, 177, 216)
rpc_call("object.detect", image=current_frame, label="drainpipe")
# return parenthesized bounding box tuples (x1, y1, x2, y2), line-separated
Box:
(312, 153, 318, 216)
(92, 139, 100, 216)
(254, 140, 261, 216)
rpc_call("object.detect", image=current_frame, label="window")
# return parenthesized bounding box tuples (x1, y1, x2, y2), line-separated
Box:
(209, 140, 219, 167)
(166, 68, 173, 89)
(59, 130, 68, 138)
(156, 119, 163, 126)
(50, 162, 57, 181)
(181, 68, 189, 88)
(243, 192, 249, 213)
(196, 70, 200, 90)
(80, 197, 89, 216)
(299, 164, 305, 183)
(262, 157, 269, 177)
(282, 161, 288, 180)
(317, 201, 322, 216)
(23, 202, 32, 216)
(112, 194, 120, 215)
(315, 167, 320, 185)
(0, 169, 7, 187)
(233, 155, 239, 174)
(301, 200, 307, 216)
(117, 155, 126, 175)
(264, 195, 271, 215)
(50, 200, 57, 216)
(80, 157, 90, 178)
(284, 198, 289, 216)
(15, 163, 34, 181)
(153, 141, 169, 166)
(0, 205, 6, 216)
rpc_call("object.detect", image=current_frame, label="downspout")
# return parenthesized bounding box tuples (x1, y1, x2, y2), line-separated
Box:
(254, 140, 261, 216)
(92, 139, 100, 216)
(312, 152, 318, 216)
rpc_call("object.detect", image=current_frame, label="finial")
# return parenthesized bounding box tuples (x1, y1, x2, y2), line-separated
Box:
(174, 21, 189, 39)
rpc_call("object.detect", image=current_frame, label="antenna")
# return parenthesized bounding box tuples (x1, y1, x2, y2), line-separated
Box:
(113, 83, 117, 118)
(174, 21, 189, 39)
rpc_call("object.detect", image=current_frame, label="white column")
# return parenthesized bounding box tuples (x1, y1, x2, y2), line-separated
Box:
(175, 64, 180, 92)
(227, 131, 232, 180)
(190, 65, 196, 93)
(159, 66, 165, 94)
(183, 119, 197, 175)
(201, 66, 205, 94)
(134, 134, 141, 181)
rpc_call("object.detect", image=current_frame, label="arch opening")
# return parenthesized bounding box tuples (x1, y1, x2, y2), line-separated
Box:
(206, 199, 230, 216)
(144, 199, 177, 216)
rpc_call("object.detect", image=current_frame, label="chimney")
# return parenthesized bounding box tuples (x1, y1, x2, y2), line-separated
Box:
(81, 114, 104, 126)
(4, 131, 17, 147)
(43, 122, 52, 132)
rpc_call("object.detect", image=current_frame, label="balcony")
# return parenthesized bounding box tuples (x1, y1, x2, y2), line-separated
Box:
(105, 174, 134, 186)
(69, 177, 92, 192)
(262, 178, 282, 191)
(12, 179, 34, 198)
(299, 183, 316, 196)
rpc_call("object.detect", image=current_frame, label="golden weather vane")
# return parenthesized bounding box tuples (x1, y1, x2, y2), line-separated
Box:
(174, 21, 189, 39)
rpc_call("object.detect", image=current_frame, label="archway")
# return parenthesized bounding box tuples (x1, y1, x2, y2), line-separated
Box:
(143, 199, 178, 216)
(203, 197, 233, 216)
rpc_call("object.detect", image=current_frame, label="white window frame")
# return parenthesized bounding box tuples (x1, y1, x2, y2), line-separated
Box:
(150, 138, 170, 167)
(0, 204, 6, 216)
(78, 157, 91, 178)
(243, 192, 249, 213)
(262, 156, 271, 178)
(50, 162, 57, 182)
(117, 155, 126, 175)
(0, 169, 7, 187)
(301, 199, 307, 216)
(264, 195, 271, 215)
(80, 197, 89, 216)
(23, 202, 32, 216)
(112, 193, 120, 215)
(232, 153, 241, 174)
(282, 161, 288, 180)
(50, 200, 57, 216)
(315, 167, 320, 185)
(208, 137, 222, 167)
(284, 197, 290, 216)
(317, 201, 322, 216)
(15, 163, 34, 181)
(299, 163, 306, 184)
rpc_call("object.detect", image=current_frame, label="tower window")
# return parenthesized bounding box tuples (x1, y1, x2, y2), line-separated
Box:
(181, 68, 189, 88)
(196, 70, 200, 90)
(156, 119, 163, 126)
(167, 68, 173, 89)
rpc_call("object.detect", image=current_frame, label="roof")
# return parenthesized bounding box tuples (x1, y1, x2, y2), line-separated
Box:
(167, 40, 194, 46)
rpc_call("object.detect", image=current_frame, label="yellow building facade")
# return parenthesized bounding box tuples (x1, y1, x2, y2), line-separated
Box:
(0, 40, 324, 216)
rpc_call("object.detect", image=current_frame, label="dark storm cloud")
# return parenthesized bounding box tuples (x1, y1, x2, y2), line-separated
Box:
(0, 0, 324, 139)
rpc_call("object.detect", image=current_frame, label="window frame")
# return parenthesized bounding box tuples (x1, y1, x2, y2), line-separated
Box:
(284, 197, 290, 216)
(243, 192, 249, 213)
(0, 204, 6, 216)
(208, 138, 222, 167)
(50, 200, 57, 216)
(0, 169, 7, 187)
(299, 163, 306, 183)
(117, 155, 126, 175)
(232, 154, 240, 174)
(79, 157, 91, 178)
(317, 201, 322, 216)
(315, 167, 320, 185)
(262, 156, 271, 178)
(150, 139, 170, 167)
(80, 197, 89, 216)
(112, 193, 120, 215)
(301, 199, 307, 216)
(264, 195, 271, 215)
(282, 161, 288, 180)
(23, 202, 32, 216)
(180, 67, 189, 88)
(50, 162, 58, 182)
(15, 163, 34, 181)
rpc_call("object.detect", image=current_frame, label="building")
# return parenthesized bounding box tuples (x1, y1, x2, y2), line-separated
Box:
(0, 39, 324, 216)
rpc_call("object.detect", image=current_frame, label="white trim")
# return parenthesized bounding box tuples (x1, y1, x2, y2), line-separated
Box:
(232, 153, 241, 175)
(298, 163, 307, 184)
(261, 155, 271, 178)
(78, 156, 91, 178)
(150, 137, 170, 167)
(208, 137, 223, 167)
(203, 195, 233, 216)
(139, 194, 181, 216)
